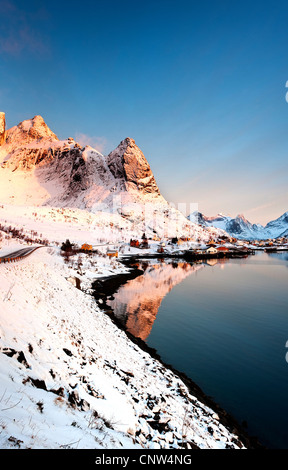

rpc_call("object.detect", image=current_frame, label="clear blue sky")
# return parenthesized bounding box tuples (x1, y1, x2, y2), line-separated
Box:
(0, 0, 288, 224)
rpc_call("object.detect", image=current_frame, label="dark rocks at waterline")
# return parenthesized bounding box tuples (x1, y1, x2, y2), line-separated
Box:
(91, 264, 144, 308)
(182, 249, 255, 262)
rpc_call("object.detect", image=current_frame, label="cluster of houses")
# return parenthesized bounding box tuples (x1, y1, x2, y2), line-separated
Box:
(130, 235, 149, 249)
(249, 237, 288, 248)
(77, 233, 288, 261)
(80, 243, 118, 258)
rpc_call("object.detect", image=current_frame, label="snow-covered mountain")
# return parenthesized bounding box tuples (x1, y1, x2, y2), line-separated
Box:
(0, 112, 224, 241)
(265, 212, 288, 238)
(189, 211, 288, 240)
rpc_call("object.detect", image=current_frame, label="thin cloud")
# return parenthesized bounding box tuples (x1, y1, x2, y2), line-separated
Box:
(0, 1, 50, 56)
(75, 133, 109, 154)
(245, 203, 273, 215)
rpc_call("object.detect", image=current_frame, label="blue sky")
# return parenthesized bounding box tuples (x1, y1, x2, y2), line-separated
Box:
(0, 0, 287, 224)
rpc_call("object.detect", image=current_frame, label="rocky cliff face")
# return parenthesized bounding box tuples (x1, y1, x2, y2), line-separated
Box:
(0, 112, 5, 146)
(5, 115, 58, 145)
(1, 115, 59, 170)
(0, 114, 165, 208)
(106, 138, 161, 196)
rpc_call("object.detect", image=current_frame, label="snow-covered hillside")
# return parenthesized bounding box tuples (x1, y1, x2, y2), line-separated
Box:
(0, 247, 248, 449)
(189, 211, 288, 240)
(0, 112, 224, 242)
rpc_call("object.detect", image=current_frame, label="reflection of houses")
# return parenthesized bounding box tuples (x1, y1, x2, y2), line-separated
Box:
(206, 258, 218, 266)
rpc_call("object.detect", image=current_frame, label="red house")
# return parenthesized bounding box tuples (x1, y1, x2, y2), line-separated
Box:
(217, 246, 229, 253)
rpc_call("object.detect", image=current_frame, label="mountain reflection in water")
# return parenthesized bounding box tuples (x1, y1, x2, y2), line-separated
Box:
(107, 259, 227, 341)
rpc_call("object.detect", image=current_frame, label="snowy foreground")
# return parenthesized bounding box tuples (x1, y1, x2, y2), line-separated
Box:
(0, 247, 247, 450)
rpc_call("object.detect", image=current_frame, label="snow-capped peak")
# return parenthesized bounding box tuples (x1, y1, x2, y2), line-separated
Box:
(106, 137, 161, 196)
(6, 114, 59, 146)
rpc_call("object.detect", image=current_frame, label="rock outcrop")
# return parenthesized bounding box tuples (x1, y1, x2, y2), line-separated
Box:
(106, 137, 161, 196)
(0, 112, 5, 146)
(5, 115, 58, 146)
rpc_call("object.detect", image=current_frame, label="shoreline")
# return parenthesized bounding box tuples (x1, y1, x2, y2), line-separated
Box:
(91, 255, 264, 449)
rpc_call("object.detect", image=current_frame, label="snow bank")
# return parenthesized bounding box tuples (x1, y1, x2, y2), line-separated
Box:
(0, 247, 246, 449)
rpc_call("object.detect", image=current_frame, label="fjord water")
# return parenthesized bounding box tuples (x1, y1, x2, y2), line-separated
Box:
(109, 252, 288, 448)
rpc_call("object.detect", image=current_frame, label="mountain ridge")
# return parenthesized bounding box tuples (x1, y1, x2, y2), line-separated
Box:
(0, 112, 225, 241)
(189, 211, 288, 240)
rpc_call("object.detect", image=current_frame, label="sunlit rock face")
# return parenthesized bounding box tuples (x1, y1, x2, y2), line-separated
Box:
(106, 137, 161, 196)
(107, 261, 204, 341)
(0, 112, 5, 146)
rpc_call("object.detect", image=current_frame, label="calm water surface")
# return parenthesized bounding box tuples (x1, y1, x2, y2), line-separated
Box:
(108, 252, 288, 448)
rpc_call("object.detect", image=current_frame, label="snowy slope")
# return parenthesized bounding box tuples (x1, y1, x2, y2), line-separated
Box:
(0, 113, 224, 242)
(0, 247, 247, 449)
(189, 211, 288, 240)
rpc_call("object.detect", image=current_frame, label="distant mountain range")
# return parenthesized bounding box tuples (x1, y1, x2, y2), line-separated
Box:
(188, 211, 288, 240)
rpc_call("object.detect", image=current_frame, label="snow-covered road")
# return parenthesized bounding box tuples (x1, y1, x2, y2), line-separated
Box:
(0, 246, 42, 263)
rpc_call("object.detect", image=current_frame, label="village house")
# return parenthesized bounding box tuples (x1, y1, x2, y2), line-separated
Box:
(130, 239, 140, 248)
(206, 247, 218, 254)
(107, 249, 118, 258)
(81, 243, 93, 252)
(217, 246, 229, 253)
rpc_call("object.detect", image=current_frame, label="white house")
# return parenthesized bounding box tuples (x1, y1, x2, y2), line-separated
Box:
(206, 247, 218, 254)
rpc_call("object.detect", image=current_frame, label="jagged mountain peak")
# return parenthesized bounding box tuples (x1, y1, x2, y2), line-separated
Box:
(235, 213, 250, 223)
(118, 136, 136, 148)
(5, 114, 59, 145)
(106, 137, 161, 196)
